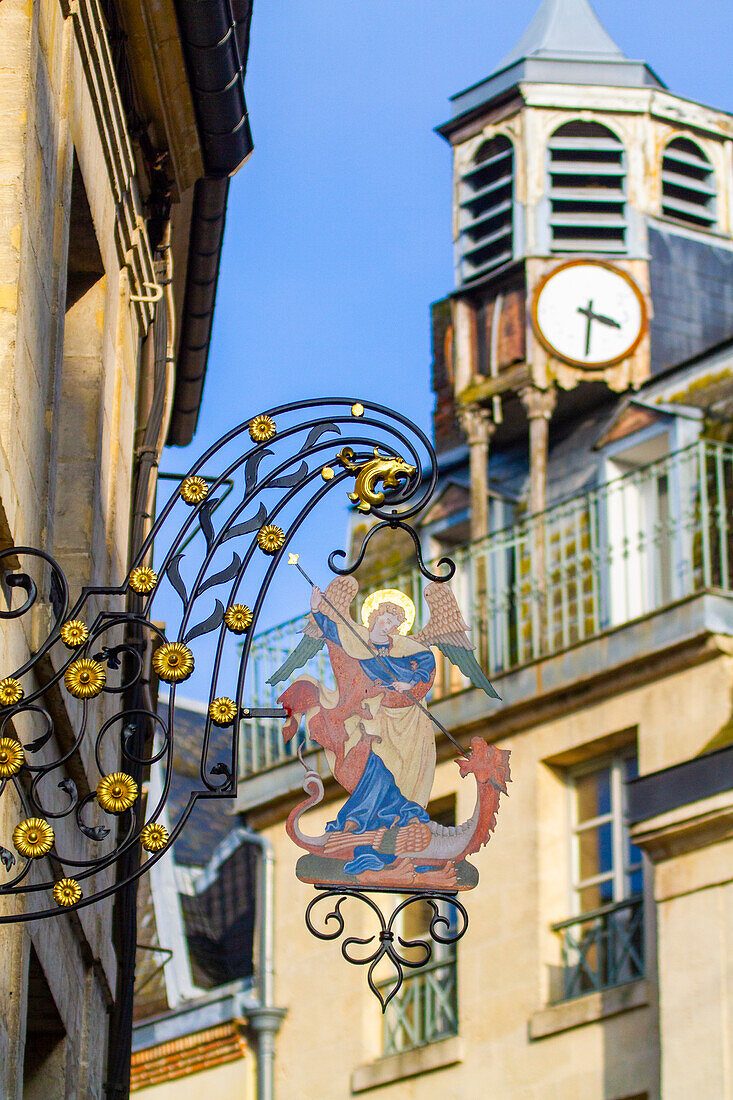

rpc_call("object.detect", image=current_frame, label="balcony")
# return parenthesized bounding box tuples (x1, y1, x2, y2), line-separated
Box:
(241, 440, 733, 779)
(551, 897, 645, 1002)
(380, 951, 458, 1055)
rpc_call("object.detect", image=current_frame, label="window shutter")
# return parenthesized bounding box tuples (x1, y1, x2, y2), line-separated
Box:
(459, 135, 514, 282)
(547, 121, 627, 254)
(661, 137, 716, 229)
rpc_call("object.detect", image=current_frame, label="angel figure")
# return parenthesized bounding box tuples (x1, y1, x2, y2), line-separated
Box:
(270, 577, 507, 890)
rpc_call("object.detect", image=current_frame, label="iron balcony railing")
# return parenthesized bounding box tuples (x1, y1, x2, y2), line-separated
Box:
(380, 952, 458, 1055)
(242, 439, 733, 776)
(551, 896, 645, 1001)
(240, 623, 333, 776)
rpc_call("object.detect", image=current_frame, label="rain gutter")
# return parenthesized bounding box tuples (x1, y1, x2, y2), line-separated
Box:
(168, 0, 255, 447)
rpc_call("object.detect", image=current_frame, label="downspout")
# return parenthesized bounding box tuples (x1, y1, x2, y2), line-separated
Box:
(105, 227, 176, 1098)
(239, 828, 286, 1100)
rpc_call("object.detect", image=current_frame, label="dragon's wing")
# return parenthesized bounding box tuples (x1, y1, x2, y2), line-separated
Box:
(413, 582, 501, 700)
(266, 575, 359, 687)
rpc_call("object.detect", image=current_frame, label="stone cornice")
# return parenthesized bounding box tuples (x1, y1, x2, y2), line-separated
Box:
(631, 791, 733, 864)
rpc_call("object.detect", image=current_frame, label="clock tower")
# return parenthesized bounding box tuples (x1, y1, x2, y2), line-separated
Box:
(432, 0, 733, 533)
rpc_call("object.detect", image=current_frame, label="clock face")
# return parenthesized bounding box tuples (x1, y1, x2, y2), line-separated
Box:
(532, 261, 646, 368)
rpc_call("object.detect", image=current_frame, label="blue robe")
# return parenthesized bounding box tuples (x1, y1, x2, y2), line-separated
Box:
(325, 753, 430, 875)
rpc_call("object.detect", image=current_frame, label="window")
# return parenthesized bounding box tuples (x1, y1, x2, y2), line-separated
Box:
(380, 802, 458, 1054)
(552, 751, 644, 1000)
(598, 428, 701, 629)
(571, 753, 642, 911)
(380, 900, 458, 1055)
(661, 137, 716, 230)
(458, 135, 514, 283)
(547, 121, 627, 253)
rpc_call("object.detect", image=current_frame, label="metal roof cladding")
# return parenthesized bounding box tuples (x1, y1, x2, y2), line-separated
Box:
(440, 0, 665, 135)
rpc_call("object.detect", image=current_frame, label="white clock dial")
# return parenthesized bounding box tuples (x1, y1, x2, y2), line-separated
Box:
(532, 261, 646, 368)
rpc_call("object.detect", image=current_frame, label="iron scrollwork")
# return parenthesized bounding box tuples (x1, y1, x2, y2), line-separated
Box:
(305, 887, 468, 1012)
(0, 399, 451, 931)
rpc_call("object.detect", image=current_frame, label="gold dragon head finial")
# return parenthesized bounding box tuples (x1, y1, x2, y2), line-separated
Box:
(335, 446, 416, 513)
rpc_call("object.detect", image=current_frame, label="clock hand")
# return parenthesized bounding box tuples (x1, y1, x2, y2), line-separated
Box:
(577, 300, 622, 357)
(579, 299, 594, 357)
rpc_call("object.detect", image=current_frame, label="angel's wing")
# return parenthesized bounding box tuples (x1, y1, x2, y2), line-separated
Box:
(266, 575, 358, 687)
(413, 582, 501, 700)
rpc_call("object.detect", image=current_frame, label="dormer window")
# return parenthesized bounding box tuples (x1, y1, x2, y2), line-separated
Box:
(547, 121, 627, 253)
(661, 137, 716, 230)
(458, 135, 514, 283)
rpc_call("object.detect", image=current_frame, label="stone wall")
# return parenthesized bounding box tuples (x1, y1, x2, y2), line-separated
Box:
(248, 643, 733, 1098)
(0, 0, 154, 1093)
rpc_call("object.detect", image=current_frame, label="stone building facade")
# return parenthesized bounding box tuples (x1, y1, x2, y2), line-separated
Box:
(0, 0, 253, 1095)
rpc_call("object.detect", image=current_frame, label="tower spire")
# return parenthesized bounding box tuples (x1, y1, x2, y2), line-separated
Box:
(497, 0, 625, 71)
(442, 0, 664, 130)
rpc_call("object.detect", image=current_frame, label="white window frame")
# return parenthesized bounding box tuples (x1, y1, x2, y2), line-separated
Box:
(568, 748, 641, 918)
(597, 415, 702, 627)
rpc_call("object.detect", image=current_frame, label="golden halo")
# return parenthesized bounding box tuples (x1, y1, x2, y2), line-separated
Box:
(361, 589, 415, 634)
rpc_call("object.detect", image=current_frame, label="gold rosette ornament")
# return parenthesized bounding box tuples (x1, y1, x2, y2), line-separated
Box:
(248, 414, 276, 442)
(65, 659, 106, 699)
(129, 566, 158, 594)
(180, 475, 208, 505)
(0, 677, 24, 707)
(152, 642, 194, 683)
(53, 878, 82, 908)
(224, 604, 252, 634)
(209, 697, 238, 727)
(60, 620, 89, 647)
(13, 818, 54, 859)
(141, 822, 169, 852)
(0, 737, 24, 777)
(97, 772, 138, 814)
(257, 524, 285, 554)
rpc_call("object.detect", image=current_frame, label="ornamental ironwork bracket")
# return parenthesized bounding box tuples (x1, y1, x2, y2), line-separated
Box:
(0, 397, 507, 1009)
(306, 887, 468, 1012)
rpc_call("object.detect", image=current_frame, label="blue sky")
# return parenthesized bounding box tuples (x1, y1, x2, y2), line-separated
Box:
(168, 0, 732, 468)
(157, 0, 733, 694)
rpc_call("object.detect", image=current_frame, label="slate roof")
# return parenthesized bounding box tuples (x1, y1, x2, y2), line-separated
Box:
(134, 701, 257, 1019)
(165, 700, 237, 869)
(648, 228, 733, 377)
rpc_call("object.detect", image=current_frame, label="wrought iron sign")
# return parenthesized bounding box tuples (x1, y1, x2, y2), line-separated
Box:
(0, 399, 510, 1008)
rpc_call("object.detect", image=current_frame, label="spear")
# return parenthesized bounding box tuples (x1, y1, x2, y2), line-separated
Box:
(288, 554, 469, 757)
